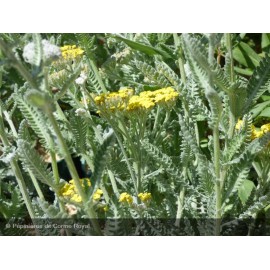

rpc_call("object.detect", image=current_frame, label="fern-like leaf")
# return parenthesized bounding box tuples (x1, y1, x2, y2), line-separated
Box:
(142, 139, 189, 189)
(69, 114, 87, 154)
(15, 92, 54, 150)
(244, 55, 270, 114)
(17, 139, 55, 188)
(135, 60, 170, 88)
(89, 130, 115, 198)
(239, 194, 270, 218)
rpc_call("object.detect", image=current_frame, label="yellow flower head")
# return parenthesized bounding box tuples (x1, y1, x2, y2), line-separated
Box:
(94, 87, 178, 115)
(119, 192, 133, 204)
(61, 45, 84, 60)
(138, 192, 152, 202)
(152, 87, 179, 105)
(252, 129, 264, 139)
(93, 189, 103, 201)
(71, 194, 82, 203)
(126, 95, 155, 111)
(60, 178, 91, 203)
(94, 88, 133, 113)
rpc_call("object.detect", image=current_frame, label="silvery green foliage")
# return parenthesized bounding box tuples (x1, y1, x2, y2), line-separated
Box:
(3, 34, 270, 235)
(23, 39, 61, 65)
(0, 146, 17, 163)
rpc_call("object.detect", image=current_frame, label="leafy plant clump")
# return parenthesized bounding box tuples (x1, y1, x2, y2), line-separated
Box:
(1, 33, 270, 235)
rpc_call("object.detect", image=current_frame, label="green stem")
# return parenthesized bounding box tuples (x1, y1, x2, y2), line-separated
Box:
(252, 161, 262, 179)
(173, 33, 186, 84)
(55, 103, 69, 123)
(0, 116, 36, 220)
(152, 107, 160, 136)
(113, 129, 138, 194)
(43, 67, 50, 95)
(28, 170, 45, 201)
(225, 33, 235, 83)
(117, 116, 139, 161)
(107, 169, 120, 197)
(208, 34, 216, 66)
(46, 111, 85, 197)
(0, 104, 45, 201)
(155, 110, 171, 143)
(175, 187, 185, 227)
(45, 109, 102, 235)
(3, 110, 18, 137)
(213, 126, 222, 235)
(50, 151, 60, 185)
(81, 85, 104, 144)
(226, 33, 236, 139)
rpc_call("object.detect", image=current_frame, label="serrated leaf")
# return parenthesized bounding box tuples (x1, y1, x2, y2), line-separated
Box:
(0, 146, 17, 163)
(244, 55, 270, 113)
(32, 33, 43, 67)
(88, 129, 115, 199)
(17, 139, 55, 188)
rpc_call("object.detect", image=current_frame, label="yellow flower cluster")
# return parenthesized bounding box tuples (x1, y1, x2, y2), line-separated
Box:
(235, 120, 270, 140)
(138, 192, 152, 202)
(139, 88, 179, 105)
(94, 87, 179, 114)
(60, 178, 91, 203)
(93, 189, 103, 201)
(60, 45, 84, 60)
(119, 192, 133, 204)
(60, 178, 103, 203)
(119, 192, 152, 204)
(126, 95, 155, 111)
(94, 88, 134, 112)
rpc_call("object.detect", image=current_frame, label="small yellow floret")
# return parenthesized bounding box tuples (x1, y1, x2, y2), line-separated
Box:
(93, 189, 103, 201)
(61, 45, 84, 60)
(119, 192, 133, 204)
(138, 192, 152, 202)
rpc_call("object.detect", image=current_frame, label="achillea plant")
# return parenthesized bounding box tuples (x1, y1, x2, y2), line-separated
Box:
(1, 33, 270, 236)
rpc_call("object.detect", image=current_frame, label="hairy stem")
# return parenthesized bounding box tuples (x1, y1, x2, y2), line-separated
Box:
(0, 104, 45, 201)
(0, 115, 36, 220)
(113, 129, 138, 194)
(226, 33, 236, 139)
(107, 169, 120, 197)
(213, 126, 222, 235)
(173, 33, 186, 84)
(225, 33, 235, 83)
(45, 110, 102, 235)
(175, 187, 185, 227)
